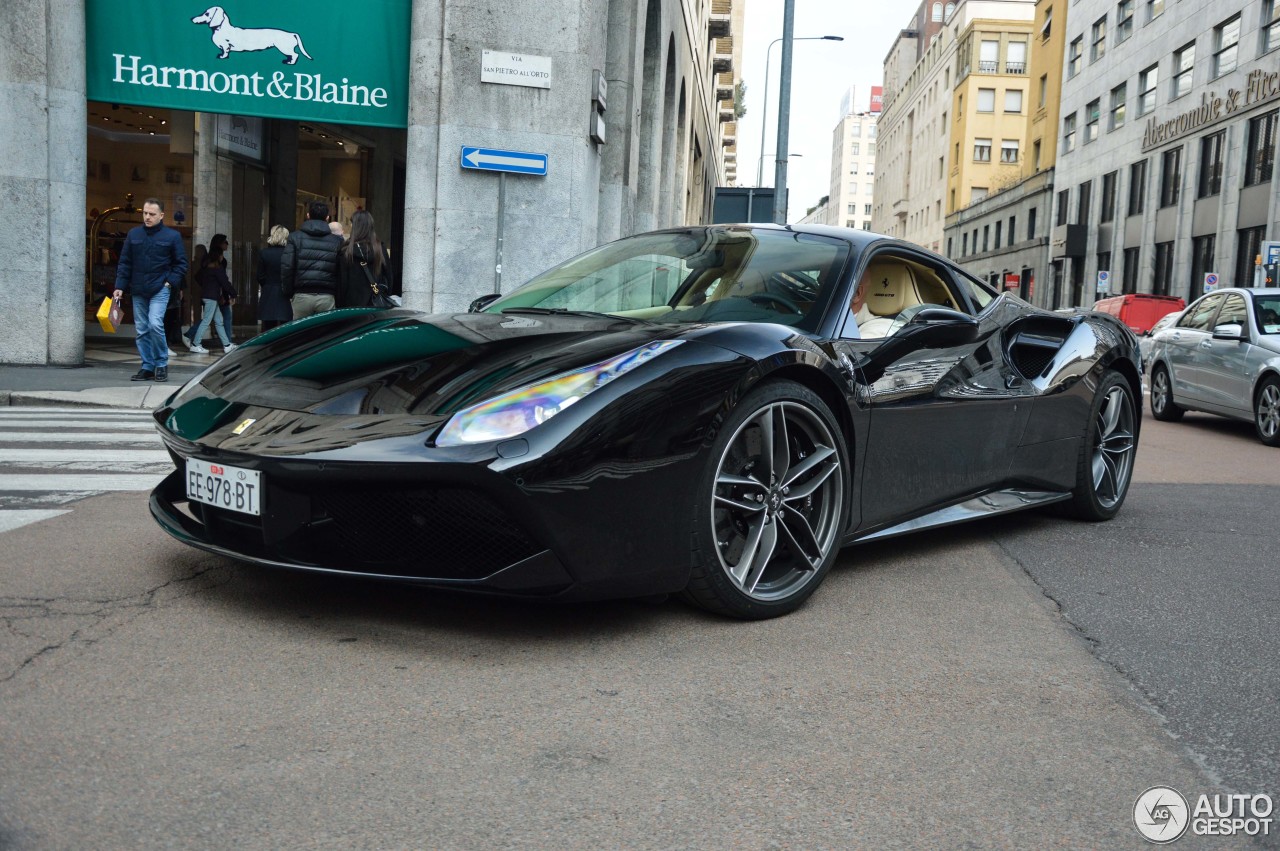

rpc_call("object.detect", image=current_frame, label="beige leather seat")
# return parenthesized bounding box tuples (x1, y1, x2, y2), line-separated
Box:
(857, 259, 923, 338)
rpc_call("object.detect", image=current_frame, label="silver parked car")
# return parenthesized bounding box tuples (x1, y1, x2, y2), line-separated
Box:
(1147, 287, 1280, 446)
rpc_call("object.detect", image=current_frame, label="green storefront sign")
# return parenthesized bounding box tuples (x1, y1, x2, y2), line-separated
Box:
(86, 1, 410, 128)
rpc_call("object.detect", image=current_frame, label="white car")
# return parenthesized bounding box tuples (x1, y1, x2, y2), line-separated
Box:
(1138, 310, 1182, 371)
(1146, 287, 1280, 446)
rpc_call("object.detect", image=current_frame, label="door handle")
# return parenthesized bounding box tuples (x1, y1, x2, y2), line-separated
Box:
(1199, 340, 1212, 350)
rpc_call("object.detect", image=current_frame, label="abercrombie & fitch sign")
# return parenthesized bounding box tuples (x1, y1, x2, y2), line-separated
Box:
(1142, 69, 1280, 151)
(86, 1, 409, 128)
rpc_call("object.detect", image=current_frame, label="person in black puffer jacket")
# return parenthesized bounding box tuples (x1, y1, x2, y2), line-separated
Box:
(281, 200, 343, 319)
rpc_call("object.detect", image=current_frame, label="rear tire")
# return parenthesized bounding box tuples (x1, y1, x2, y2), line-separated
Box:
(1255, 376, 1280, 447)
(684, 380, 847, 619)
(1064, 370, 1137, 521)
(1149, 364, 1184, 422)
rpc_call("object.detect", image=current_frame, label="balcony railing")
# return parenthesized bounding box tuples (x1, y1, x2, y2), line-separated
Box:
(1005, 62, 1026, 74)
(978, 60, 998, 73)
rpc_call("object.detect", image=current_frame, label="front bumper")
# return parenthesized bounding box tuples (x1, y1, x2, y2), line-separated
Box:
(151, 469, 577, 595)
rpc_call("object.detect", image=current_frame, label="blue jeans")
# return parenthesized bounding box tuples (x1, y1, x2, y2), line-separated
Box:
(191, 298, 231, 348)
(132, 287, 171, 370)
(187, 302, 232, 345)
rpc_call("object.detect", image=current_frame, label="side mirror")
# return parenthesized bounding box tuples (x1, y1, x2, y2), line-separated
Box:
(469, 293, 501, 313)
(861, 307, 980, 383)
(1212, 323, 1246, 341)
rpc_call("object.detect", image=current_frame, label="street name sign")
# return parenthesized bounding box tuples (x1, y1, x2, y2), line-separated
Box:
(461, 147, 548, 176)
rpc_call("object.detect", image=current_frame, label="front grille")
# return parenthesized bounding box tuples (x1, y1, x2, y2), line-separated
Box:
(310, 488, 541, 579)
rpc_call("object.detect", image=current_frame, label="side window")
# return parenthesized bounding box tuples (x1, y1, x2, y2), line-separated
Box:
(842, 253, 965, 340)
(953, 271, 997, 311)
(1179, 294, 1223, 330)
(1214, 294, 1247, 328)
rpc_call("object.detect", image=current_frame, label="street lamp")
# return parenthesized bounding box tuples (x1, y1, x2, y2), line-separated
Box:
(755, 34, 842, 187)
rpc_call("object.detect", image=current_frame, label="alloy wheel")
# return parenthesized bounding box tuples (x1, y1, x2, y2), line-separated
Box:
(710, 401, 844, 601)
(1258, 382, 1280, 442)
(1151, 369, 1170, 415)
(1091, 385, 1136, 509)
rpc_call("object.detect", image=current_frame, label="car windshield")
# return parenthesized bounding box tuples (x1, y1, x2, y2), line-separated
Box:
(1255, 294, 1280, 334)
(485, 227, 851, 329)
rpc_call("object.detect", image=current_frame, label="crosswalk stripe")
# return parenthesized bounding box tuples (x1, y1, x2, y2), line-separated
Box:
(0, 408, 177, 532)
(0, 432, 164, 444)
(0, 509, 72, 533)
(0, 420, 156, 430)
(0, 409, 155, 417)
(0, 474, 166, 491)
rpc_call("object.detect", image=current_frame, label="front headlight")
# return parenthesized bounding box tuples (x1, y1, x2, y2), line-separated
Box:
(434, 340, 683, 446)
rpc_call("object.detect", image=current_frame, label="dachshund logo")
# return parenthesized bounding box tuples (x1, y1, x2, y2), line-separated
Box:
(191, 6, 313, 65)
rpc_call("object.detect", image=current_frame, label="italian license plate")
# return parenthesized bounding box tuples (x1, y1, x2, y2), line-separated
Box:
(186, 458, 262, 516)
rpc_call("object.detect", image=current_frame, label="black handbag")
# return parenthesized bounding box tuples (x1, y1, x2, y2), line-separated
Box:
(357, 244, 395, 309)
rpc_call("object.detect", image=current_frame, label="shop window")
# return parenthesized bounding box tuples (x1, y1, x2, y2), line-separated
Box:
(1122, 247, 1141, 294)
(1128, 159, 1148, 215)
(1159, 147, 1182, 208)
(1101, 171, 1118, 222)
(1190, 235, 1215, 302)
(1153, 242, 1174, 295)
(1245, 110, 1278, 187)
(1198, 131, 1224, 198)
(1236, 226, 1265, 288)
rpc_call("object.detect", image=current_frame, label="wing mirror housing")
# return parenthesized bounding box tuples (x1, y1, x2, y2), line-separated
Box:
(1212, 323, 1247, 341)
(860, 308, 980, 383)
(469, 293, 501, 313)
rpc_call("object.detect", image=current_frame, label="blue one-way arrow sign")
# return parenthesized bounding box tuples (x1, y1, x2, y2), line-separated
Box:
(461, 146, 548, 176)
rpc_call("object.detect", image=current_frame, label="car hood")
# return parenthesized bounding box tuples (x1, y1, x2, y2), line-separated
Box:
(180, 308, 717, 418)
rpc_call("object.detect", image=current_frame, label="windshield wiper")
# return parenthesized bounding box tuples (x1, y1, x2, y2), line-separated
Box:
(500, 307, 656, 325)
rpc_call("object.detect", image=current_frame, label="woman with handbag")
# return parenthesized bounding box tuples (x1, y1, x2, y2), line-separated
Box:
(187, 245, 237, 354)
(337, 210, 395, 309)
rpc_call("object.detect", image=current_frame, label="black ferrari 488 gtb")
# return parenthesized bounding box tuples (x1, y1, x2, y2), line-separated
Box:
(151, 225, 1141, 618)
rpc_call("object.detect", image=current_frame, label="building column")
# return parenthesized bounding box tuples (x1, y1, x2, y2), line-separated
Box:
(400, 0, 443, 312)
(0, 0, 86, 365)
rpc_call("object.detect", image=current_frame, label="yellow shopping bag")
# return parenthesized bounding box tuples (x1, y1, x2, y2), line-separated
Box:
(97, 296, 122, 333)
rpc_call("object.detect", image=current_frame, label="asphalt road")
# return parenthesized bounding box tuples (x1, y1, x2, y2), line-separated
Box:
(0, 405, 1274, 848)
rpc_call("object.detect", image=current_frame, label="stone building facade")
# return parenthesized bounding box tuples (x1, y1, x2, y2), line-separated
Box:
(2, 0, 738, 365)
(1051, 0, 1280, 309)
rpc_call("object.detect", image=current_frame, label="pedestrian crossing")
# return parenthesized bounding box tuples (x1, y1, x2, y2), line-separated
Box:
(0, 407, 172, 534)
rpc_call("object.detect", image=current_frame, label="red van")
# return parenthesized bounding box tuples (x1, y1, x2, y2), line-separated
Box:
(1091, 293, 1186, 335)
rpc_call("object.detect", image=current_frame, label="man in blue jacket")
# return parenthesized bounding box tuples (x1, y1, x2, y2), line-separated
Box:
(113, 198, 188, 383)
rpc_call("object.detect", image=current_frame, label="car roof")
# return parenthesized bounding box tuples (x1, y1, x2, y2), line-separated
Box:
(1197, 287, 1280, 297)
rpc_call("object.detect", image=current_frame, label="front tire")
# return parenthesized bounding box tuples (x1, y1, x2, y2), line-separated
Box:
(1150, 364, 1184, 421)
(684, 380, 847, 619)
(1255, 376, 1280, 447)
(1064, 370, 1137, 521)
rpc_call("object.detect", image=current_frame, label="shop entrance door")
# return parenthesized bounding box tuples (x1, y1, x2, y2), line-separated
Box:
(230, 162, 267, 327)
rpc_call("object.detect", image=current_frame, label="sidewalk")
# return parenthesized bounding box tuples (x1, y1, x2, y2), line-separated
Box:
(0, 323, 251, 410)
